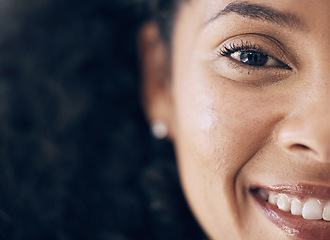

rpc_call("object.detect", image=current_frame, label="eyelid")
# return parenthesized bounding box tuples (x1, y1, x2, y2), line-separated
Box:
(212, 34, 296, 86)
(217, 34, 294, 70)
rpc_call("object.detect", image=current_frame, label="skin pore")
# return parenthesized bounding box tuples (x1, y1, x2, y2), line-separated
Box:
(142, 0, 330, 239)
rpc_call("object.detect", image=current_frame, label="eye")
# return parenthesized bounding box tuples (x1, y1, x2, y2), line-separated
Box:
(215, 37, 293, 85)
(230, 50, 282, 67)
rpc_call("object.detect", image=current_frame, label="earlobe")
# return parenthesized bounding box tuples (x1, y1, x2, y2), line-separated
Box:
(139, 23, 173, 139)
(151, 120, 169, 139)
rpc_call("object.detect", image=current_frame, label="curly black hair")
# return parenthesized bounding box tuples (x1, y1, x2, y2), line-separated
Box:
(0, 0, 204, 239)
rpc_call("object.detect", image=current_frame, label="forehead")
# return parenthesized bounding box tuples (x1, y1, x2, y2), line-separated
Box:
(184, 0, 330, 29)
(171, 0, 330, 55)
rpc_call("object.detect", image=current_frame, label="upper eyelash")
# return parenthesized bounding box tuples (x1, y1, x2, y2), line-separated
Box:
(218, 41, 266, 57)
(217, 41, 292, 70)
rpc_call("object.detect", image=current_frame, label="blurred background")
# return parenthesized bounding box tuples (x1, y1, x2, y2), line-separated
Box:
(0, 0, 203, 239)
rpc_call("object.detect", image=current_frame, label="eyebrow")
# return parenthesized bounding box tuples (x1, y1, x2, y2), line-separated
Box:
(208, 1, 306, 30)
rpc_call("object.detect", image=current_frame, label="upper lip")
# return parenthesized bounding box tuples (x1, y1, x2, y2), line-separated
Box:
(255, 183, 330, 200)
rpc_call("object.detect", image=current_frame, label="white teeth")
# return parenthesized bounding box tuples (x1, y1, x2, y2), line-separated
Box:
(291, 198, 303, 216)
(277, 194, 291, 212)
(323, 202, 330, 221)
(302, 198, 323, 220)
(259, 188, 269, 201)
(263, 189, 330, 221)
(268, 192, 278, 205)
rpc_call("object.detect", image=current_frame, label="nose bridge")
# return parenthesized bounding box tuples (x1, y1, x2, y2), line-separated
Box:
(276, 3, 330, 163)
(277, 72, 330, 163)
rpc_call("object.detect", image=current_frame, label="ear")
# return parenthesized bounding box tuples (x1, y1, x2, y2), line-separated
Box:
(139, 23, 173, 139)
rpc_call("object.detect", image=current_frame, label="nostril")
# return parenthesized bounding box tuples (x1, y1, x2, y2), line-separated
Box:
(292, 144, 310, 150)
(286, 143, 323, 161)
(276, 109, 330, 163)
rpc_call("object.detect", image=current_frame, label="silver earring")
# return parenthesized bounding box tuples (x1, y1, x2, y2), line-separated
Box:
(151, 120, 168, 139)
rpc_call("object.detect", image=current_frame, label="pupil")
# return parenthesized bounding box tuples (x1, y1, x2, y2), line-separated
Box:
(239, 51, 268, 66)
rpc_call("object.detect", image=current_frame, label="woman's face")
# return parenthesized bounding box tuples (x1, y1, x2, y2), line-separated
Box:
(144, 0, 330, 239)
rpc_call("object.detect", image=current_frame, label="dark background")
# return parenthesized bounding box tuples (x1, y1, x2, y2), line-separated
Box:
(0, 0, 203, 239)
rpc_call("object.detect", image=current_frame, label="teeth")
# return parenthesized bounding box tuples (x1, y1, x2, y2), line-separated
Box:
(302, 198, 323, 220)
(268, 192, 278, 205)
(259, 188, 269, 201)
(277, 194, 291, 212)
(291, 198, 303, 215)
(261, 189, 330, 221)
(323, 202, 330, 221)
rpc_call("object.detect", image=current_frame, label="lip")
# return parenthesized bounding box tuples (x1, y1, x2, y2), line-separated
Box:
(251, 184, 330, 240)
(263, 184, 330, 200)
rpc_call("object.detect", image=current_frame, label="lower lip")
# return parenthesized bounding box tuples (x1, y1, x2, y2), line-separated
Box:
(252, 190, 330, 240)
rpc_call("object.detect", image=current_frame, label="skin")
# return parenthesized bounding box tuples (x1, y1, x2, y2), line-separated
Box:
(141, 0, 330, 239)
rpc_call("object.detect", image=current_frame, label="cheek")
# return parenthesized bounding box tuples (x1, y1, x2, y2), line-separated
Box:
(172, 70, 277, 180)
(170, 60, 286, 237)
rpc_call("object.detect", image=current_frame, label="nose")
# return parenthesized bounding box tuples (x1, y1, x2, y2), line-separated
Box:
(277, 105, 330, 164)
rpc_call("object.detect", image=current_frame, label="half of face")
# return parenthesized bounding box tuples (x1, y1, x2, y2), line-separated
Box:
(141, 0, 330, 239)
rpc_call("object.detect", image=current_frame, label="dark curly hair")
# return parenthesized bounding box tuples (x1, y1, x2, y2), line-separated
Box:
(0, 0, 204, 239)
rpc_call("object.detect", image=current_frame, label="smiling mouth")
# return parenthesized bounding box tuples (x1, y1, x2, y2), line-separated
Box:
(251, 184, 330, 240)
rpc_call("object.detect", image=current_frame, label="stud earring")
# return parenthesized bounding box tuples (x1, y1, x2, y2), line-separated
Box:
(151, 120, 168, 139)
